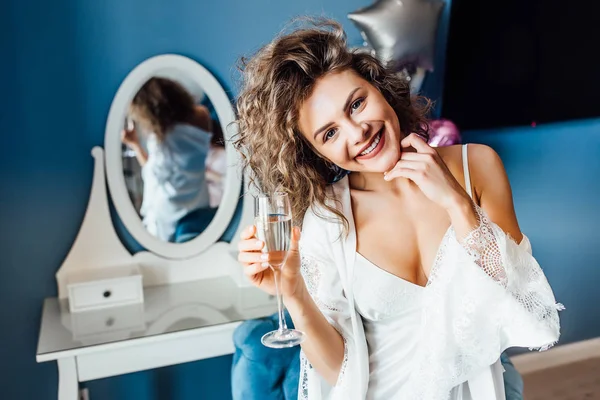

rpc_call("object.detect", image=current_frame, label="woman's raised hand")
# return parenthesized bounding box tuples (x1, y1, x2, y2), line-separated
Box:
(384, 133, 469, 211)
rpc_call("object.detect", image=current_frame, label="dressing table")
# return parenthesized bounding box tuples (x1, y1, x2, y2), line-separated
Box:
(37, 278, 276, 400)
(36, 54, 276, 400)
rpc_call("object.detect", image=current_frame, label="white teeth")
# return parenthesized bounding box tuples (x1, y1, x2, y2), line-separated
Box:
(360, 132, 382, 156)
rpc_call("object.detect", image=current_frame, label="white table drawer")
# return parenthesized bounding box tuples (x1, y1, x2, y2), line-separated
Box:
(67, 265, 143, 312)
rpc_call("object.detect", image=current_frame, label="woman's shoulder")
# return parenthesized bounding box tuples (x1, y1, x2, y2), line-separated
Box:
(436, 143, 499, 167)
(436, 144, 463, 167)
(436, 143, 496, 165)
(431, 145, 466, 193)
(166, 124, 212, 149)
(436, 143, 503, 198)
(171, 123, 212, 137)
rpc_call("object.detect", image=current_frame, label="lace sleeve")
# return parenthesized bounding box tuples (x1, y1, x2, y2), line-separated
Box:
(453, 203, 563, 339)
(301, 253, 345, 314)
(458, 204, 508, 285)
(404, 205, 563, 399)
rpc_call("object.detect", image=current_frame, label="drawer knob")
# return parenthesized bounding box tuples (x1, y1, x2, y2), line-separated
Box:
(103, 290, 112, 298)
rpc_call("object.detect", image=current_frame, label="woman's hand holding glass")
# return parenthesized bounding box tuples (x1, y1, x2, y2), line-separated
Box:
(237, 224, 304, 298)
(237, 192, 306, 348)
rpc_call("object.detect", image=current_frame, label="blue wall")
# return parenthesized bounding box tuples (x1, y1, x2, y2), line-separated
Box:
(2, 0, 596, 399)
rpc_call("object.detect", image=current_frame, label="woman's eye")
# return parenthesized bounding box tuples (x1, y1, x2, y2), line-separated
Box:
(351, 98, 364, 112)
(324, 128, 336, 142)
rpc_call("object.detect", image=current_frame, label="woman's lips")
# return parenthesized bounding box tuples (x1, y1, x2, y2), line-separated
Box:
(356, 130, 385, 160)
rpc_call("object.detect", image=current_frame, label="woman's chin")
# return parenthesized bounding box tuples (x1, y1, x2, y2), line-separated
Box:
(351, 148, 401, 174)
(377, 153, 401, 173)
(360, 161, 397, 175)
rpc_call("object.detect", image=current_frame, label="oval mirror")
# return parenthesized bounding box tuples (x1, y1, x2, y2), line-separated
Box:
(105, 54, 241, 259)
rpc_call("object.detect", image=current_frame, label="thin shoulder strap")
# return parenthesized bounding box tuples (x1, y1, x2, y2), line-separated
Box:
(462, 144, 473, 198)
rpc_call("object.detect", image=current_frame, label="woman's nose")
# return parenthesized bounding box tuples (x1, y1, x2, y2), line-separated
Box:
(347, 120, 369, 145)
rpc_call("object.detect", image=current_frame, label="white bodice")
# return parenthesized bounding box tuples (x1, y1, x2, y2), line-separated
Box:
(354, 253, 424, 399)
(353, 253, 506, 400)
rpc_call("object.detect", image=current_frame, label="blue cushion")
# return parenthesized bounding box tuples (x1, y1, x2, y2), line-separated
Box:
(232, 312, 300, 400)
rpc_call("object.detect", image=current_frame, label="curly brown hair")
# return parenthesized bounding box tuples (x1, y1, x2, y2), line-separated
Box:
(234, 18, 431, 228)
(130, 77, 196, 141)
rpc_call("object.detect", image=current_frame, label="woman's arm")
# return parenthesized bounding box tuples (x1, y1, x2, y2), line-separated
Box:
(294, 209, 364, 392)
(469, 143, 524, 243)
(445, 144, 524, 284)
(285, 284, 346, 385)
(445, 144, 523, 244)
(130, 144, 148, 167)
(237, 221, 348, 387)
(121, 128, 148, 166)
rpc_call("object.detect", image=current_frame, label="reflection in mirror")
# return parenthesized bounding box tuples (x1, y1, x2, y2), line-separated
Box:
(120, 77, 227, 243)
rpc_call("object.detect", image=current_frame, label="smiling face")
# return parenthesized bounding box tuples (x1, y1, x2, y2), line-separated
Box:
(298, 69, 403, 174)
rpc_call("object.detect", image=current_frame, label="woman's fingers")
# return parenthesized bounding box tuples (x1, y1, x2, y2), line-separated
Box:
(238, 237, 264, 252)
(401, 133, 435, 154)
(392, 159, 422, 170)
(238, 250, 269, 264)
(384, 167, 423, 182)
(288, 227, 301, 252)
(240, 225, 256, 241)
(397, 151, 435, 162)
(384, 160, 421, 181)
(243, 262, 270, 277)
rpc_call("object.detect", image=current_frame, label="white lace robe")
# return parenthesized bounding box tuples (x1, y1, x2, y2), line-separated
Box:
(298, 176, 562, 400)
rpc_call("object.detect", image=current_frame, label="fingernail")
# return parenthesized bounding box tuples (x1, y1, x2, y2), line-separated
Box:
(256, 239, 263, 247)
(261, 262, 269, 268)
(261, 253, 269, 260)
(384, 175, 390, 181)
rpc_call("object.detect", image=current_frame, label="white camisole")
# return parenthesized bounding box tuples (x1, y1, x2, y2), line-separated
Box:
(352, 144, 507, 399)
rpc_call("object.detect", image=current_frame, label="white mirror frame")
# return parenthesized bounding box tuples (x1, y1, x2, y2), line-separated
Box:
(104, 54, 241, 259)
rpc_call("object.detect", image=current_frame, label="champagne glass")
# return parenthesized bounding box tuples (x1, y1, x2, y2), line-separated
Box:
(255, 192, 305, 348)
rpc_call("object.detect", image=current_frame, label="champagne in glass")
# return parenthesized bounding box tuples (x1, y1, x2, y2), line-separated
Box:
(255, 214, 292, 269)
(255, 192, 305, 348)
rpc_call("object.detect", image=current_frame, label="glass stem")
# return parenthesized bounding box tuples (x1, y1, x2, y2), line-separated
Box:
(273, 268, 288, 333)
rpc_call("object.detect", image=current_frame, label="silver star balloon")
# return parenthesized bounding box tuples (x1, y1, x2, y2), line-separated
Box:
(348, 0, 445, 71)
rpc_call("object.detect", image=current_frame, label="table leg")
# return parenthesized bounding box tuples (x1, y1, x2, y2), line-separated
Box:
(57, 358, 79, 400)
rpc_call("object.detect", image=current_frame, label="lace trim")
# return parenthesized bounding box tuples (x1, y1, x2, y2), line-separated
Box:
(300, 252, 343, 313)
(410, 211, 563, 399)
(298, 334, 350, 399)
(335, 333, 349, 387)
(458, 203, 508, 286)
(301, 252, 322, 296)
(299, 351, 312, 400)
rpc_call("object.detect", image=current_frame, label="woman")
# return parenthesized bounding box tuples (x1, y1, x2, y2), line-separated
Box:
(122, 77, 215, 242)
(235, 20, 562, 400)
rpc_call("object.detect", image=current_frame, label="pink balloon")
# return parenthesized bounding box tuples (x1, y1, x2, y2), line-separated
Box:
(428, 119, 461, 147)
